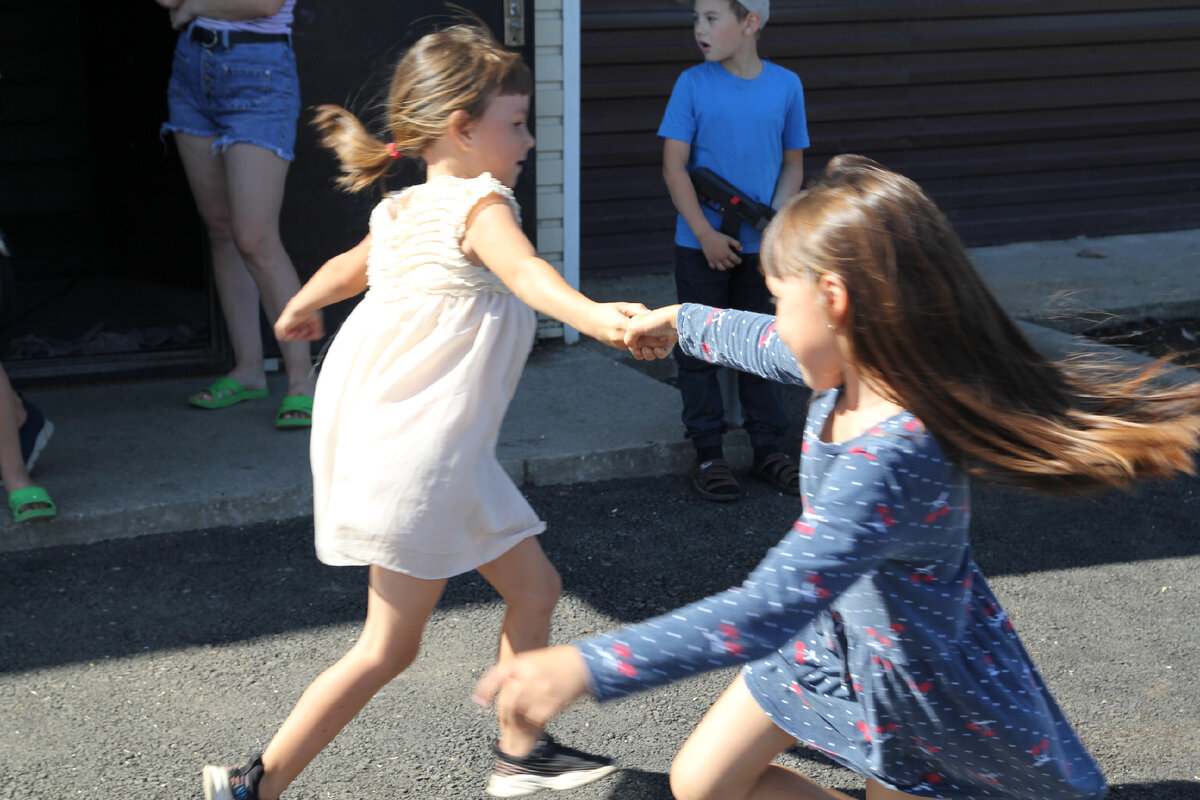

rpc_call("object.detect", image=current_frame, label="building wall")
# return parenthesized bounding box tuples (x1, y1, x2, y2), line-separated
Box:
(579, 1, 1200, 278)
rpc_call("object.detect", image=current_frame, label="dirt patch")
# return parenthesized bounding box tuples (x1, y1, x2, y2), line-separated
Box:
(1081, 316, 1200, 368)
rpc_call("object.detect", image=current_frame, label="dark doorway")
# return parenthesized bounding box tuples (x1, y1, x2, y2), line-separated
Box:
(0, 1, 534, 384)
(1, 2, 212, 383)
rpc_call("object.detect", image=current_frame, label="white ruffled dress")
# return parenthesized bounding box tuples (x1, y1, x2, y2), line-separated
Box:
(310, 173, 544, 579)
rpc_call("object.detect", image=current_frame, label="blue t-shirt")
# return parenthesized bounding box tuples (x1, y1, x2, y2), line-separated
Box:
(658, 61, 809, 253)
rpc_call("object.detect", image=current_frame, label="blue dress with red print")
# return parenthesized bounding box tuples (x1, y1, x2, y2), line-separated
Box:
(575, 303, 1105, 800)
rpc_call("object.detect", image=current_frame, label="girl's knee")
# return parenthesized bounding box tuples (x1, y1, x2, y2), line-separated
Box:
(202, 214, 234, 243)
(511, 570, 561, 619)
(354, 638, 420, 681)
(669, 761, 723, 800)
(480, 539, 562, 618)
(230, 224, 283, 268)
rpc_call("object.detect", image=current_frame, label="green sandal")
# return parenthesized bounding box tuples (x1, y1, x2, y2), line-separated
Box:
(275, 394, 313, 429)
(189, 376, 269, 409)
(9, 486, 57, 523)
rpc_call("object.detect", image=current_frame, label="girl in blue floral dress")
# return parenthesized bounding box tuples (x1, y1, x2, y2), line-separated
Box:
(476, 155, 1200, 800)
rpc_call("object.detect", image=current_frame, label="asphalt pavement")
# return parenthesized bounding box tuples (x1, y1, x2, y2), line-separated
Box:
(1, 470, 1197, 799)
(1, 228, 1199, 799)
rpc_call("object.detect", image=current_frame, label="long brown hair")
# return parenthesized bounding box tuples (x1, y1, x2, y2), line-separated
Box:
(762, 154, 1200, 493)
(311, 22, 532, 193)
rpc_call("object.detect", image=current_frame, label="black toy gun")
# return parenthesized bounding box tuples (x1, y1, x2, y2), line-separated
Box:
(690, 167, 775, 238)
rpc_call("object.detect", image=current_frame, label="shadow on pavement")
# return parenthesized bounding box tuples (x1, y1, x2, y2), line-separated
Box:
(3, 459, 1198, 675)
(1109, 782, 1200, 800)
(601, 768, 674, 798)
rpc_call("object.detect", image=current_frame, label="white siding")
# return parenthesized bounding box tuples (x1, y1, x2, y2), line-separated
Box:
(533, 0, 567, 339)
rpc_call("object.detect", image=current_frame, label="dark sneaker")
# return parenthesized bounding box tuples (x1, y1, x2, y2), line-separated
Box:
(202, 754, 264, 800)
(487, 735, 618, 797)
(17, 398, 53, 473)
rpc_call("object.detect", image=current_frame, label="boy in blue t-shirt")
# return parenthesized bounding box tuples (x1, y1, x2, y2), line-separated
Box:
(659, 0, 809, 501)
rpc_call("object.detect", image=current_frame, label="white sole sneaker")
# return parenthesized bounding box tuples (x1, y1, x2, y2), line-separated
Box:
(486, 761, 619, 797)
(202, 764, 236, 800)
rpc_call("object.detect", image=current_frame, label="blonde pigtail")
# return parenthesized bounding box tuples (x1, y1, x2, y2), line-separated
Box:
(311, 104, 396, 193)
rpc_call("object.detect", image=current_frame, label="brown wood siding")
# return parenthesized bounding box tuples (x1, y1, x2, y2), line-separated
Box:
(581, 1, 1200, 277)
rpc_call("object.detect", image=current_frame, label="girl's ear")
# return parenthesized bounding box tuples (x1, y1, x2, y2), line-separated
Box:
(817, 273, 850, 328)
(447, 109, 474, 148)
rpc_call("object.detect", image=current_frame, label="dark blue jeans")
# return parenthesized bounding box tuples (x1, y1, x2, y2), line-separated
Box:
(673, 246, 788, 452)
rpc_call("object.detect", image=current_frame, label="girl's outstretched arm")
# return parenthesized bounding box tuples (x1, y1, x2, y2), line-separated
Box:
(275, 233, 372, 342)
(632, 304, 806, 385)
(677, 304, 806, 386)
(463, 198, 647, 350)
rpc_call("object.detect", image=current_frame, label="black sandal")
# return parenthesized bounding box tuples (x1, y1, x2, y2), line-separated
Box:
(752, 452, 801, 496)
(688, 458, 742, 502)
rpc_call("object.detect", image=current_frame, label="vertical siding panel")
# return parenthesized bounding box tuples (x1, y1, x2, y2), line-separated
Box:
(536, 0, 568, 338)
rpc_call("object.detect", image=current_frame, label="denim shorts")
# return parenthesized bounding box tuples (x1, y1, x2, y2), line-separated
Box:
(161, 26, 301, 161)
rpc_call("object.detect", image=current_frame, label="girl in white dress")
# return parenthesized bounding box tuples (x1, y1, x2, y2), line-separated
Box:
(201, 24, 644, 800)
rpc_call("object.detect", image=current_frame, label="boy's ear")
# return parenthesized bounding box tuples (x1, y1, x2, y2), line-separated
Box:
(744, 12, 763, 35)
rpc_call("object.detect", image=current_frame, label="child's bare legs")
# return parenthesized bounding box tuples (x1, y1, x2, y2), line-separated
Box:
(173, 135, 315, 411)
(255, 566, 446, 800)
(672, 674, 915, 800)
(476, 536, 563, 756)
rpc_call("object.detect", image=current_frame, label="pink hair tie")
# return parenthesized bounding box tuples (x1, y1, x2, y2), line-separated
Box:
(386, 142, 402, 159)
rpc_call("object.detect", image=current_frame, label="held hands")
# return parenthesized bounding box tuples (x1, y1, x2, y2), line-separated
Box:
(590, 302, 677, 360)
(275, 302, 325, 342)
(472, 645, 592, 734)
(625, 304, 681, 361)
(586, 302, 646, 351)
(698, 229, 742, 271)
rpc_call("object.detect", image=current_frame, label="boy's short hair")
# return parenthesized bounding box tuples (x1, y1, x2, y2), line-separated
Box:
(679, 0, 770, 28)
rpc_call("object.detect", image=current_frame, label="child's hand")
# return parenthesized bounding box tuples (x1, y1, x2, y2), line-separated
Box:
(626, 305, 680, 360)
(587, 302, 646, 350)
(275, 305, 325, 342)
(698, 229, 742, 271)
(472, 645, 591, 733)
